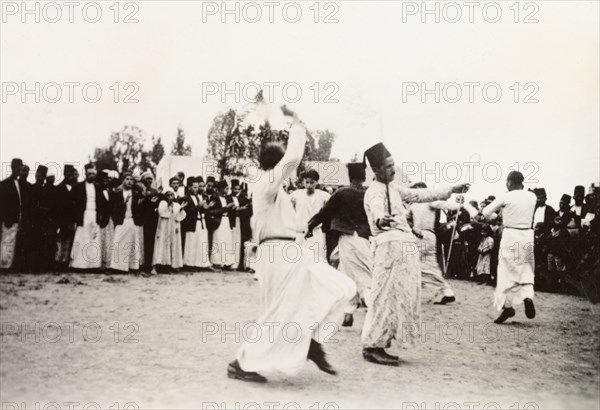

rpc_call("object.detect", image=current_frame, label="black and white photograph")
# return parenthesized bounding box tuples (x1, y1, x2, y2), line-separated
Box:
(0, 1, 599, 409)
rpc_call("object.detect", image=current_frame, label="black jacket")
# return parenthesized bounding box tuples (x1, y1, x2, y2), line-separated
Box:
(110, 190, 143, 226)
(72, 181, 109, 227)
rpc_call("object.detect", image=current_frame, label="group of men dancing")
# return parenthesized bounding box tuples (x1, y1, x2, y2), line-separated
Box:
(228, 106, 538, 383)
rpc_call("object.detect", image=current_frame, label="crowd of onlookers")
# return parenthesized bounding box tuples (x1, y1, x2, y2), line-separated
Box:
(0, 159, 253, 275)
(1, 157, 598, 301)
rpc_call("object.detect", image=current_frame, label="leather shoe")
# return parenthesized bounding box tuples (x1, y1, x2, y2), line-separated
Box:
(227, 360, 267, 383)
(308, 340, 337, 375)
(363, 348, 400, 366)
(494, 307, 516, 324)
(342, 313, 353, 327)
(435, 296, 456, 305)
(524, 298, 536, 319)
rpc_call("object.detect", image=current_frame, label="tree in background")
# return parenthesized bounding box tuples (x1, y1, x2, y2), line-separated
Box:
(206, 106, 336, 178)
(171, 126, 192, 156)
(311, 130, 336, 161)
(91, 125, 165, 174)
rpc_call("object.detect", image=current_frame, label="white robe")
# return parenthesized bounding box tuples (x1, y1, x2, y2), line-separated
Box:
(483, 190, 537, 311)
(110, 191, 142, 272)
(291, 189, 330, 262)
(211, 197, 235, 267)
(0, 222, 19, 269)
(152, 201, 186, 268)
(236, 118, 355, 375)
(362, 182, 453, 348)
(71, 182, 101, 269)
(183, 195, 211, 268)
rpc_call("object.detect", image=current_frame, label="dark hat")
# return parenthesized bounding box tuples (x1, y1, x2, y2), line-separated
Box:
(231, 179, 240, 187)
(363, 143, 392, 170)
(216, 180, 229, 190)
(98, 170, 109, 179)
(84, 162, 95, 170)
(574, 185, 585, 195)
(487, 195, 496, 201)
(206, 176, 216, 183)
(64, 164, 76, 174)
(186, 176, 195, 186)
(36, 165, 48, 177)
(347, 162, 366, 181)
(536, 188, 547, 197)
(561, 194, 572, 203)
(11, 158, 23, 169)
(195, 176, 204, 183)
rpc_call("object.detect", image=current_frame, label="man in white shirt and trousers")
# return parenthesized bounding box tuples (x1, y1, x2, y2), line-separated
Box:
(228, 106, 355, 383)
(290, 169, 330, 262)
(482, 171, 537, 324)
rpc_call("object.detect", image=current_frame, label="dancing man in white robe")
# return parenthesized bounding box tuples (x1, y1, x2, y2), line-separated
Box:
(481, 171, 537, 324)
(362, 143, 469, 366)
(290, 170, 330, 262)
(228, 106, 356, 383)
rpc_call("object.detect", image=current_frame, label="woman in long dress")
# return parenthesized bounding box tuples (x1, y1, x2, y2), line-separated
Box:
(151, 188, 187, 274)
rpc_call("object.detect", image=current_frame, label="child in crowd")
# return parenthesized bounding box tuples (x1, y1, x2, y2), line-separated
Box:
(476, 224, 494, 285)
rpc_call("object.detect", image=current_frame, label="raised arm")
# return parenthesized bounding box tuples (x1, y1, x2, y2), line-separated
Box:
(482, 196, 505, 219)
(265, 108, 306, 198)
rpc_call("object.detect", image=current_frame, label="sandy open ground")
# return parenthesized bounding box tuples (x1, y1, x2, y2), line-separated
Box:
(0, 271, 598, 410)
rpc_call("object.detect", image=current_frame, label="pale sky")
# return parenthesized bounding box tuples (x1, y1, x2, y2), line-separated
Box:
(1, 0, 599, 207)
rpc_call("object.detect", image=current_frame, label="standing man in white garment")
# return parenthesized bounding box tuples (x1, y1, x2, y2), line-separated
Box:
(481, 171, 537, 324)
(290, 169, 330, 262)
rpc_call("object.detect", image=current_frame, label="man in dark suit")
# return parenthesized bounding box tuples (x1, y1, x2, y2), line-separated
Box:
(139, 171, 161, 274)
(27, 165, 53, 271)
(533, 188, 556, 290)
(70, 163, 109, 270)
(54, 164, 78, 270)
(0, 158, 25, 270)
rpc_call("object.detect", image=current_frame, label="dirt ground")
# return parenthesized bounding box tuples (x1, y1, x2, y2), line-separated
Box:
(0, 271, 598, 410)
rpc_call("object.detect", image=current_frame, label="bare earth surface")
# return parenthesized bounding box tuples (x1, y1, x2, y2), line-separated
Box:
(0, 272, 599, 410)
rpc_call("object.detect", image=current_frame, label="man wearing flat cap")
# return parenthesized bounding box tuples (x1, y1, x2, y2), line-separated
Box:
(361, 143, 469, 366)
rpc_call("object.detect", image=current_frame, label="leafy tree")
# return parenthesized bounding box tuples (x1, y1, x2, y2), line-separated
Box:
(91, 126, 164, 174)
(171, 126, 192, 156)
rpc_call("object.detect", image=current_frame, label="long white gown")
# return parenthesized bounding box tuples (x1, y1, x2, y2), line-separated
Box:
(70, 182, 101, 269)
(152, 201, 186, 268)
(183, 195, 211, 268)
(235, 116, 356, 375)
(211, 197, 235, 267)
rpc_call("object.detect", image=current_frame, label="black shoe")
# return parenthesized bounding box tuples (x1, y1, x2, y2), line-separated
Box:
(308, 340, 337, 375)
(362, 348, 400, 366)
(494, 307, 516, 324)
(435, 296, 456, 305)
(342, 313, 353, 327)
(227, 360, 267, 383)
(380, 349, 399, 361)
(524, 298, 536, 319)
